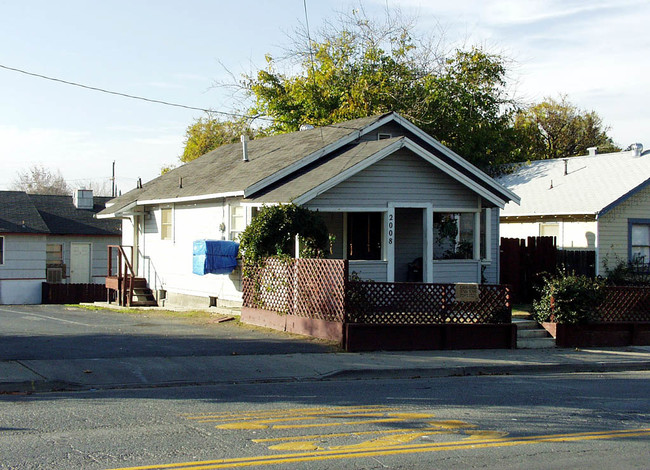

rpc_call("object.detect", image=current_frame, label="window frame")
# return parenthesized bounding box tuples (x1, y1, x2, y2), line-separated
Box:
(230, 204, 246, 241)
(629, 218, 650, 271)
(161, 207, 173, 241)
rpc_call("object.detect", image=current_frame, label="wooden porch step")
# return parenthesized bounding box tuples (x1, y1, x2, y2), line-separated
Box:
(130, 286, 157, 307)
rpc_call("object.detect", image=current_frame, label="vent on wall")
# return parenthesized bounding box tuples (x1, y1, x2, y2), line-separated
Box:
(46, 267, 63, 284)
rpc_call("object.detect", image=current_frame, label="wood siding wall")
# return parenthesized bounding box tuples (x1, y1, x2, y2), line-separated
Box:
(599, 184, 650, 275)
(0, 234, 46, 304)
(349, 260, 388, 282)
(47, 235, 120, 284)
(307, 150, 478, 209)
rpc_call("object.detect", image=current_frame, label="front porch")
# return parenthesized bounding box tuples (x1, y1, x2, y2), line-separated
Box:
(105, 245, 158, 307)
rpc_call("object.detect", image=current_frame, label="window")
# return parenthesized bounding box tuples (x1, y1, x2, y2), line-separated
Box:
(630, 222, 650, 271)
(46, 243, 64, 283)
(347, 212, 382, 260)
(433, 212, 474, 260)
(230, 205, 246, 241)
(0, 236, 4, 265)
(378, 133, 392, 140)
(161, 208, 172, 240)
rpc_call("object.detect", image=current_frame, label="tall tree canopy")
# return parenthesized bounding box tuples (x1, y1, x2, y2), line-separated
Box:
(11, 165, 70, 195)
(513, 96, 620, 160)
(244, 9, 518, 170)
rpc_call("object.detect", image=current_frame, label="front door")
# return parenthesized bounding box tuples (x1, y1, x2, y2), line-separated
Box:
(70, 243, 91, 283)
(394, 208, 424, 282)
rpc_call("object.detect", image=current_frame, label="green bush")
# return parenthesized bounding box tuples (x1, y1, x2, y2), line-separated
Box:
(532, 271, 604, 324)
(238, 204, 328, 263)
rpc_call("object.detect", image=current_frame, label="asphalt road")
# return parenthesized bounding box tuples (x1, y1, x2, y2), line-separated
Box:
(1, 372, 648, 469)
(0, 305, 333, 360)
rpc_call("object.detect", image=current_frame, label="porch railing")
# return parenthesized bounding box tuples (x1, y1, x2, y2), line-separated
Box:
(106, 245, 136, 306)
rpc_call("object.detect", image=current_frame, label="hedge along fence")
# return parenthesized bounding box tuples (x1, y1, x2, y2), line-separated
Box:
(42, 282, 108, 304)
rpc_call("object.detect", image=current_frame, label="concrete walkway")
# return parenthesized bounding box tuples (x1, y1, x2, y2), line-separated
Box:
(2, 346, 649, 394)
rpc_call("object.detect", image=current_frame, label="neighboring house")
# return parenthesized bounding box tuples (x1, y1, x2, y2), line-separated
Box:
(97, 112, 519, 308)
(0, 189, 121, 304)
(497, 144, 650, 276)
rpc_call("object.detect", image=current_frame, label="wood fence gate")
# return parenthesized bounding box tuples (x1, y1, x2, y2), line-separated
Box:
(500, 237, 557, 303)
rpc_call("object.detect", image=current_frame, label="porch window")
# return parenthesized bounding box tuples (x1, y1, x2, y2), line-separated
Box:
(347, 212, 382, 260)
(433, 212, 474, 260)
(161, 208, 172, 240)
(0, 236, 4, 265)
(630, 222, 650, 271)
(230, 205, 246, 241)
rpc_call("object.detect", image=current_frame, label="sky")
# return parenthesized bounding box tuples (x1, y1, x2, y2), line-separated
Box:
(1, 0, 648, 194)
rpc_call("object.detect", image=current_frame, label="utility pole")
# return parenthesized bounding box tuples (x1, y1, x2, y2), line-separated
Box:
(111, 161, 116, 197)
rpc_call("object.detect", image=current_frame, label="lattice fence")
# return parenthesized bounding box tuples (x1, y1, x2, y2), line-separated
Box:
(596, 286, 650, 322)
(242, 258, 347, 322)
(346, 282, 511, 324)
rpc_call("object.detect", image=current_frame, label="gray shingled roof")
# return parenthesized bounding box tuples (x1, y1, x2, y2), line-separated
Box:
(0, 191, 121, 235)
(99, 114, 388, 215)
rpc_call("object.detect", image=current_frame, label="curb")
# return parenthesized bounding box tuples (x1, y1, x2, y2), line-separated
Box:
(2, 361, 649, 394)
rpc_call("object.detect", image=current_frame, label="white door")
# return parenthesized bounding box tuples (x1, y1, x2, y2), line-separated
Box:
(70, 243, 91, 283)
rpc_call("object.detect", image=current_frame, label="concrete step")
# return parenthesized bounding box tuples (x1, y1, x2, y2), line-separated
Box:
(517, 337, 557, 349)
(518, 329, 551, 339)
(513, 319, 540, 330)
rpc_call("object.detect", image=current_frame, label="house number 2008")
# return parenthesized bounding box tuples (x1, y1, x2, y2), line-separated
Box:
(388, 213, 394, 245)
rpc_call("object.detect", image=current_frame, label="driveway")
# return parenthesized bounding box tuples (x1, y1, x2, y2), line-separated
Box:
(0, 305, 333, 361)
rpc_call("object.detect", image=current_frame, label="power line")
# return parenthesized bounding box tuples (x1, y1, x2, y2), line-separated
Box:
(0, 63, 255, 120)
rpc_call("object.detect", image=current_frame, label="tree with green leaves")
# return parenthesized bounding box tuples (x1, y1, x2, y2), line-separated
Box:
(11, 164, 70, 195)
(180, 116, 259, 164)
(244, 8, 519, 171)
(238, 204, 328, 262)
(513, 96, 620, 160)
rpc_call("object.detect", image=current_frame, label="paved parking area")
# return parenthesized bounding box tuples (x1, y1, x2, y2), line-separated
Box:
(0, 305, 333, 361)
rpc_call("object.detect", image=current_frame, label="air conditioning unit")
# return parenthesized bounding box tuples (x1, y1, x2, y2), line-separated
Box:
(47, 267, 63, 284)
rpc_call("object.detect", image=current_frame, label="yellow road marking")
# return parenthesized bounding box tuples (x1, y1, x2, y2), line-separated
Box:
(252, 428, 455, 443)
(107, 428, 650, 470)
(267, 442, 322, 451)
(329, 431, 433, 450)
(428, 419, 478, 429)
(464, 430, 509, 440)
(272, 417, 409, 429)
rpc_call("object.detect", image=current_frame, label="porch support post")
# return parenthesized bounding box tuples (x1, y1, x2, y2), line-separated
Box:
(425, 205, 433, 283)
(386, 206, 395, 282)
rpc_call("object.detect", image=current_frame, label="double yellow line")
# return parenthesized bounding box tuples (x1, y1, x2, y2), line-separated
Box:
(109, 428, 650, 470)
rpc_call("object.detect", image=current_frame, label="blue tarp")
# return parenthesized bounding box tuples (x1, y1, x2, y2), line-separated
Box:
(192, 240, 239, 275)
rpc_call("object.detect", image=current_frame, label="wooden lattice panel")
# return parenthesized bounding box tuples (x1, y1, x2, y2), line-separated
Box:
(346, 282, 511, 325)
(243, 257, 348, 321)
(596, 286, 650, 322)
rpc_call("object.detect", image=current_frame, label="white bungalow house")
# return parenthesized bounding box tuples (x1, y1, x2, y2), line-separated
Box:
(97, 112, 519, 308)
(497, 144, 650, 276)
(0, 190, 121, 304)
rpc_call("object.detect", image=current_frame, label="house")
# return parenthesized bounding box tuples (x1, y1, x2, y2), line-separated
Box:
(97, 112, 519, 308)
(0, 189, 121, 304)
(497, 144, 650, 276)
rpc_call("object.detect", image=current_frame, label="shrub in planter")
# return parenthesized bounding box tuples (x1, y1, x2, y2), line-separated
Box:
(532, 271, 604, 324)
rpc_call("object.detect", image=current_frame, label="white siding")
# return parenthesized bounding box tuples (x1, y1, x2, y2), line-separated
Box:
(500, 220, 597, 249)
(349, 261, 388, 282)
(46, 235, 120, 284)
(432, 260, 481, 283)
(0, 234, 46, 304)
(136, 200, 241, 303)
(307, 150, 478, 210)
(482, 209, 500, 284)
(598, 184, 650, 275)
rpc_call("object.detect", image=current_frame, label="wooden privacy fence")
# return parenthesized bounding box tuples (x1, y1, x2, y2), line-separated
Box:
(243, 257, 511, 325)
(500, 236, 557, 303)
(42, 282, 107, 304)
